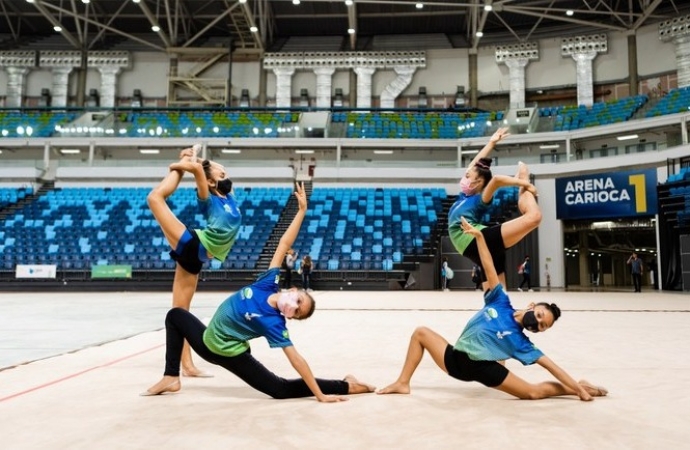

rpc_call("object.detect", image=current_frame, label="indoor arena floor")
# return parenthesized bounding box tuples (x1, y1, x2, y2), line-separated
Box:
(1, 288, 689, 449)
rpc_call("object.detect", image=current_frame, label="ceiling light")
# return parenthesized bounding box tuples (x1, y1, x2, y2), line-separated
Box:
(348, 28, 356, 34)
(617, 134, 639, 141)
(26, 0, 35, 3)
(475, 31, 483, 37)
(250, 26, 258, 32)
(151, 25, 160, 32)
(295, 150, 314, 154)
(345, 0, 354, 5)
(54, 25, 63, 32)
(566, 10, 574, 16)
(293, 0, 300, 4)
(539, 144, 560, 149)
(484, 5, 493, 11)
(239, 0, 247, 3)
(82, 0, 90, 4)
(374, 150, 394, 154)
(222, 149, 242, 154)
(132, 0, 141, 3)
(60, 149, 81, 154)
(415, 3, 424, 9)
(0, 149, 3, 154)
(139, 149, 160, 154)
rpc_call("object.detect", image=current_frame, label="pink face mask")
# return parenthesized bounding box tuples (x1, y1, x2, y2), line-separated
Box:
(459, 175, 475, 196)
(277, 291, 299, 318)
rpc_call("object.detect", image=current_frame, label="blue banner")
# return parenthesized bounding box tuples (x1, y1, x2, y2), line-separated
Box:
(556, 169, 657, 220)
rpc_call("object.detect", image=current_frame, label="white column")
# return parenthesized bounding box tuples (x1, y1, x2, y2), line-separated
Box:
(313, 67, 336, 108)
(98, 67, 121, 108)
(673, 35, 690, 88)
(51, 67, 72, 108)
(5, 67, 29, 108)
(273, 67, 295, 108)
(353, 67, 375, 109)
(380, 65, 416, 109)
(504, 58, 529, 109)
(571, 51, 597, 107)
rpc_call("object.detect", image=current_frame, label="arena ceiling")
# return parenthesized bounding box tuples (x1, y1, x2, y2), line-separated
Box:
(0, 0, 688, 54)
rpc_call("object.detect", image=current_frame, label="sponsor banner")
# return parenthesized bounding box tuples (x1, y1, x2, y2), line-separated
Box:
(556, 169, 658, 220)
(15, 264, 57, 279)
(91, 265, 132, 279)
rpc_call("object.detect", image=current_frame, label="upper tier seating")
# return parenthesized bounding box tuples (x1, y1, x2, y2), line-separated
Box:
(331, 111, 503, 139)
(0, 187, 290, 271)
(0, 111, 78, 138)
(119, 111, 300, 138)
(646, 87, 690, 117)
(292, 187, 445, 271)
(540, 95, 648, 131)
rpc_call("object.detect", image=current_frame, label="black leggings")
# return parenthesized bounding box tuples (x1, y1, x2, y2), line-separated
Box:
(163, 308, 349, 399)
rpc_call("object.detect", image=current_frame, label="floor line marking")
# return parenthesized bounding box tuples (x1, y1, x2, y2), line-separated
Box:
(0, 343, 164, 403)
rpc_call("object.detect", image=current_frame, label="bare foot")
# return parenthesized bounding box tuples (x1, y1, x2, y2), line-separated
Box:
(169, 160, 200, 173)
(141, 377, 180, 396)
(516, 161, 529, 180)
(182, 368, 214, 378)
(578, 380, 608, 397)
(344, 374, 376, 394)
(376, 380, 410, 395)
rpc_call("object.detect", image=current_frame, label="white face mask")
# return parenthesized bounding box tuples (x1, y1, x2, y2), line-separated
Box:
(277, 291, 299, 318)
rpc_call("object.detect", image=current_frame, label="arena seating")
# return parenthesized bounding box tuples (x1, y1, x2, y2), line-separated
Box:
(292, 187, 445, 271)
(646, 87, 690, 117)
(119, 111, 300, 138)
(330, 111, 502, 139)
(540, 95, 648, 131)
(0, 186, 32, 210)
(0, 111, 78, 138)
(0, 187, 290, 271)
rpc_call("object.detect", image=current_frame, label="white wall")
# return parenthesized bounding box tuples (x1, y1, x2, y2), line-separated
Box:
(0, 25, 678, 99)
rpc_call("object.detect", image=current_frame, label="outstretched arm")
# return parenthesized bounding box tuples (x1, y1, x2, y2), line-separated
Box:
(269, 183, 307, 270)
(283, 346, 346, 402)
(481, 174, 537, 204)
(536, 355, 593, 401)
(468, 128, 510, 170)
(461, 217, 499, 289)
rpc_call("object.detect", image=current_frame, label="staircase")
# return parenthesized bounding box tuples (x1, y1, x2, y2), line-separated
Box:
(256, 181, 312, 271)
(0, 181, 54, 220)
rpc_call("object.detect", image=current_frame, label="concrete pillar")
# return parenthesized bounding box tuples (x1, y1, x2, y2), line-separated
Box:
(5, 67, 29, 108)
(380, 65, 416, 109)
(51, 67, 72, 108)
(258, 58, 267, 107)
(349, 69, 357, 107)
(504, 58, 529, 108)
(353, 67, 375, 109)
(627, 33, 639, 96)
(561, 34, 607, 107)
(571, 51, 597, 106)
(272, 67, 295, 108)
(313, 67, 336, 108)
(98, 67, 121, 108)
(469, 51, 478, 108)
(659, 15, 690, 88)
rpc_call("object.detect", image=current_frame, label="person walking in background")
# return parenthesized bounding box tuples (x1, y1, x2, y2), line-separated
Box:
(441, 257, 453, 291)
(283, 248, 298, 289)
(627, 252, 643, 293)
(301, 254, 313, 291)
(471, 264, 482, 291)
(518, 256, 532, 292)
